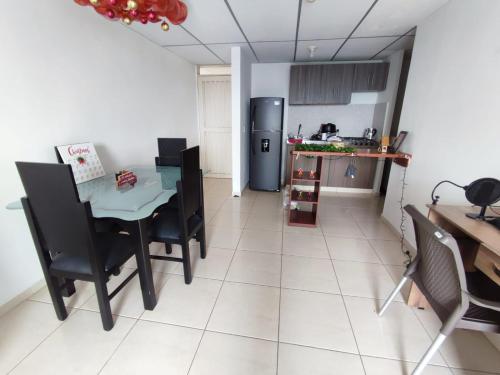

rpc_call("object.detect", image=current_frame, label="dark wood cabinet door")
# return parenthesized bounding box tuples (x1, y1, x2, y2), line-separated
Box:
(344, 157, 378, 189)
(303, 65, 323, 104)
(327, 156, 350, 187)
(289, 65, 305, 105)
(289, 64, 354, 105)
(327, 155, 377, 189)
(352, 63, 389, 92)
(321, 64, 354, 105)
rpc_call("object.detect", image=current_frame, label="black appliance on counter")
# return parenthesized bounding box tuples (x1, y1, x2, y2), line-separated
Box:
(310, 123, 338, 140)
(249, 97, 284, 191)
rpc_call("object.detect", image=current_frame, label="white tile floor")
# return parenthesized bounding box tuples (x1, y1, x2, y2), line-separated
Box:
(1, 178, 499, 375)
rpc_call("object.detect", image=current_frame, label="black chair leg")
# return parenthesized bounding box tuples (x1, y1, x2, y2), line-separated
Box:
(60, 278, 76, 297)
(181, 240, 192, 284)
(47, 276, 68, 321)
(94, 277, 114, 331)
(165, 243, 173, 254)
(199, 226, 207, 259)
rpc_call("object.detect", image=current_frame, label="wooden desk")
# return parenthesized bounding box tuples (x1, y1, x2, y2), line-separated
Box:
(408, 205, 500, 308)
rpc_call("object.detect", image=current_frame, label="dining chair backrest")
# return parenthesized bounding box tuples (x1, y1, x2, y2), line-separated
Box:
(156, 138, 187, 167)
(16, 162, 94, 259)
(405, 205, 468, 323)
(179, 146, 201, 220)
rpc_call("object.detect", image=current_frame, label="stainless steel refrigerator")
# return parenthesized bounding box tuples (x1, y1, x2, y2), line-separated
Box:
(249, 97, 284, 191)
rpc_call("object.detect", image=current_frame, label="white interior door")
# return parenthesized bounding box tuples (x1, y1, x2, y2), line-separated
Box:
(198, 75, 232, 178)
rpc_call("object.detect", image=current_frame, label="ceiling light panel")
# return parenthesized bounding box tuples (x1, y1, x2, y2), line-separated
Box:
(130, 22, 198, 46)
(354, 0, 449, 37)
(227, 0, 299, 42)
(181, 0, 246, 44)
(166, 45, 223, 65)
(335, 36, 398, 60)
(251, 41, 296, 63)
(299, 0, 374, 40)
(208, 43, 256, 64)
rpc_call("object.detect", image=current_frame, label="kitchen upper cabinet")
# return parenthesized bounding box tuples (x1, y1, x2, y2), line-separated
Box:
(352, 63, 389, 92)
(289, 64, 354, 105)
(321, 64, 354, 105)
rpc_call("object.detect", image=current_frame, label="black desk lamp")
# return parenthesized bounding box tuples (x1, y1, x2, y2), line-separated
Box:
(431, 178, 500, 220)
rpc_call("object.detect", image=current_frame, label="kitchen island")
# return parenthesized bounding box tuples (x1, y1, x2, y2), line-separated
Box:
(288, 148, 411, 227)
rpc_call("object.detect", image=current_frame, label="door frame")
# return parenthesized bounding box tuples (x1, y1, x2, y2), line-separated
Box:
(197, 74, 232, 179)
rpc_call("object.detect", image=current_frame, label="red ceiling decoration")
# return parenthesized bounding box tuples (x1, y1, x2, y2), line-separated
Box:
(74, 0, 188, 31)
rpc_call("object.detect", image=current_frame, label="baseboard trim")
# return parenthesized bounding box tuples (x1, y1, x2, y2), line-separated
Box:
(0, 279, 45, 318)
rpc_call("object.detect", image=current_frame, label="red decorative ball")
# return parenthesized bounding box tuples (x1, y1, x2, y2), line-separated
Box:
(140, 16, 148, 24)
(147, 11, 156, 21)
(109, 0, 118, 5)
(130, 9, 139, 17)
(106, 9, 115, 18)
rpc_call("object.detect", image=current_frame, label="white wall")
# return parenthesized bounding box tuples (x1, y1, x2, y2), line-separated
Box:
(383, 0, 500, 236)
(231, 47, 253, 195)
(0, 1, 198, 306)
(381, 0, 500, 349)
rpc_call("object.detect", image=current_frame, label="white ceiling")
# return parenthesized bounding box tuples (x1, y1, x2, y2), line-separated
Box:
(127, 0, 449, 65)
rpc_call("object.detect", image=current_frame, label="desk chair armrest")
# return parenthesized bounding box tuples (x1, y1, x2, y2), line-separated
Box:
(467, 293, 500, 313)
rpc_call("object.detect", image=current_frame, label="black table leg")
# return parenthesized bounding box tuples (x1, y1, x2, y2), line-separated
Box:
(133, 218, 157, 310)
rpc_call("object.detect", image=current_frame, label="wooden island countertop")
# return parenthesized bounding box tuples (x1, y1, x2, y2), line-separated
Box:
(291, 149, 412, 167)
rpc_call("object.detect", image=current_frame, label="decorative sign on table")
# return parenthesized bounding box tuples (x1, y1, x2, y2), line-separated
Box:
(56, 143, 105, 184)
(115, 170, 138, 188)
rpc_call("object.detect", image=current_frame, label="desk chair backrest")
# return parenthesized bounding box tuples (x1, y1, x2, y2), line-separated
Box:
(405, 205, 469, 324)
(156, 138, 187, 167)
(16, 162, 95, 259)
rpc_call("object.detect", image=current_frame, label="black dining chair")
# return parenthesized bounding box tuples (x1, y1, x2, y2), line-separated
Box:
(155, 138, 187, 167)
(54, 144, 123, 234)
(378, 205, 500, 375)
(16, 162, 140, 331)
(149, 146, 206, 284)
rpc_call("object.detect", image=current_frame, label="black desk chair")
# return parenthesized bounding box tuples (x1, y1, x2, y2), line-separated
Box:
(155, 138, 187, 167)
(378, 205, 500, 375)
(149, 146, 206, 284)
(16, 162, 139, 331)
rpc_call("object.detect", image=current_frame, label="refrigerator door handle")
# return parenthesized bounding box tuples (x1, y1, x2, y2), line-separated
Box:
(250, 104, 256, 132)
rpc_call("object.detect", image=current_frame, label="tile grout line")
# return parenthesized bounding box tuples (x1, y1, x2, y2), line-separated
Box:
(275, 199, 286, 375)
(409, 302, 454, 369)
(12, 188, 496, 374)
(6, 307, 79, 374)
(319, 215, 369, 375)
(186, 188, 249, 375)
(96, 317, 140, 374)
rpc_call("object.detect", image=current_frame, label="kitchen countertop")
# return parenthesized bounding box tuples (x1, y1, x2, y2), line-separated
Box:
(287, 138, 379, 149)
(291, 149, 411, 167)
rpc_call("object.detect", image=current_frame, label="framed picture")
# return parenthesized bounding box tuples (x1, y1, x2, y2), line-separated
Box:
(56, 142, 105, 184)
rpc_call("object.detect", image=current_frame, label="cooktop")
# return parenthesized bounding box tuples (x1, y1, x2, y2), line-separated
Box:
(342, 137, 379, 147)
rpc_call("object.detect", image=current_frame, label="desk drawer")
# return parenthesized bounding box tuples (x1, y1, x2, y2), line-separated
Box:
(474, 245, 500, 286)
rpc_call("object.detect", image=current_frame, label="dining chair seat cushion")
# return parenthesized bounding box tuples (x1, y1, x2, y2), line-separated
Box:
(150, 208, 202, 241)
(50, 233, 135, 276)
(463, 271, 500, 326)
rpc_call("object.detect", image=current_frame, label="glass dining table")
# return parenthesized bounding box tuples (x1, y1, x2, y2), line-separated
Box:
(6, 165, 181, 310)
